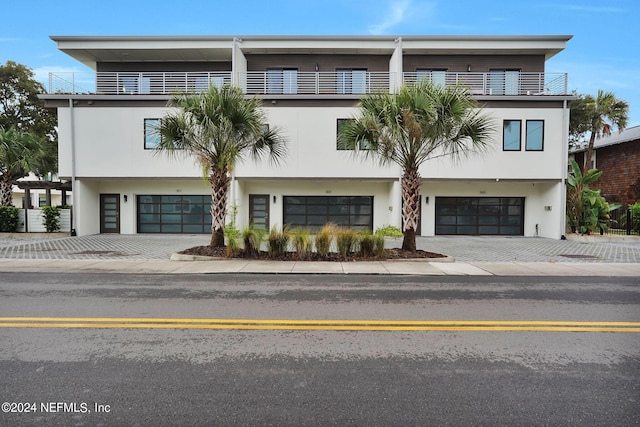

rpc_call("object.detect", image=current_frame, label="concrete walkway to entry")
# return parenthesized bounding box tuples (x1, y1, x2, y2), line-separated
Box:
(0, 234, 639, 276)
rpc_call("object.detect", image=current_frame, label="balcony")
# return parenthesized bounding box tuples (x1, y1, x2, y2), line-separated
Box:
(47, 71, 568, 97)
(403, 71, 568, 96)
(239, 71, 397, 96)
(49, 72, 233, 95)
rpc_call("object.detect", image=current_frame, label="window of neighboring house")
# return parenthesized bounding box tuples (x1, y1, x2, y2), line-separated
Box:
(503, 120, 521, 151)
(525, 120, 544, 151)
(489, 69, 520, 95)
(337, 119, 371, 150)
(267, 68, 298, 94)
(144, 119, 161, 149)
(416, 69, 447, 86)
(336, 69, 368, 94)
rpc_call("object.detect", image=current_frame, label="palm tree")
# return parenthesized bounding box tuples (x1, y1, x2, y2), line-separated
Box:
(0, 127, 54, 206)
(156, 85, 287, 247)
(576, 90, 629, 172)
(338, 82, 493, 252)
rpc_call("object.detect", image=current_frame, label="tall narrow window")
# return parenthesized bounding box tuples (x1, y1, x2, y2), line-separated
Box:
(144, 119, 160, 150)
(525, 120, 544, 151)
(503, 120, 521, 151)
(337, 119, 370, 150)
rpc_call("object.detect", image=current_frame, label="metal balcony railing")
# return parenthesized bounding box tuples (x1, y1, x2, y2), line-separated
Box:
(403, 72, 568, 96)
(47, 71, 568, 96)
(49, 72, 233, 95)
(238, 71, 397, 95)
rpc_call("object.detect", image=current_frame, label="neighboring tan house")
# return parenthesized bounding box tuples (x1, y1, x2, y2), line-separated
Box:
(40, 35, 573, 238)
(571, 125, 640, 205)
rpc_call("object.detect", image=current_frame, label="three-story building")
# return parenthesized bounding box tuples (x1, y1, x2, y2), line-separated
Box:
(42, 35, 572, 238)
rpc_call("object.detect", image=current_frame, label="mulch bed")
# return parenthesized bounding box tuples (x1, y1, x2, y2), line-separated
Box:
(179, 245, 446, 261)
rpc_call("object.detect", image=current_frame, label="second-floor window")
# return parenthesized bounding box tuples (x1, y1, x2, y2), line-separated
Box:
(503, 120, 521, 151)
(525, 120, 544, 151)
(267, 68, 298, 94)
(337, 119, 371, 150)
(337, 69, 368, 94)
(144, 119, 161, 149)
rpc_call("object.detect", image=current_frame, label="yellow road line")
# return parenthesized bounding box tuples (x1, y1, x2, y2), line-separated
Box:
(0, 317, 638, 332)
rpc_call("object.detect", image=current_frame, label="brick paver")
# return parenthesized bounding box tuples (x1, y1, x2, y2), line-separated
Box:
(0, 234, 638, 263)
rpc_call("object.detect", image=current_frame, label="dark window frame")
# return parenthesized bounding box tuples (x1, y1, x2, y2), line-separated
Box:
(525, 120, 544, 151)
(337, 118, 371, 151)
(144, 118, 161, 150)
(503, 119, 522, 151)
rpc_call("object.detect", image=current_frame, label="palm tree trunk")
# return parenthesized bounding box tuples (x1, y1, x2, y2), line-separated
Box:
(208, 168, 231, 247)
(0, 175, 13, 207)
(583, 126, 597, 173)
(401, 167, 421, 252)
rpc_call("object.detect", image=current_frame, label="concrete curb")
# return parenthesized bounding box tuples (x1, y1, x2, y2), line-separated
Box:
(170, 253, 455, 263)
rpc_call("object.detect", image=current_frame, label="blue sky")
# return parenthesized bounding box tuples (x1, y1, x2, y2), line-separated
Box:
(2, 0, 639, 128)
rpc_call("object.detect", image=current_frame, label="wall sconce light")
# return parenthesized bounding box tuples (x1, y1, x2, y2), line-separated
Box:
(123, 195, 128, 202)
(425, 196, 429, 204)
(273, 195, 277, 203)
(315, 63, 319, 72)
(467, 64, 472, 72)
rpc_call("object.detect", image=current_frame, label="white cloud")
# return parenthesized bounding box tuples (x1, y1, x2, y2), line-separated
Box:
(368, 0, 412, 35)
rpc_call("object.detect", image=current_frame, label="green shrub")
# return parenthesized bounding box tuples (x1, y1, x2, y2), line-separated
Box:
(373, 233, 385, 257)
(0, 206, 19, 232)
(315, 223, 335, 257)
(224, 224, 241, 257)
(375, 225, 403, 238)
(358, 232, 375, 257)
(630, 202, 640, 233)
(291, 228, 311, 259)
(336, 228, 357, 258)
(41, 206, 61, 233)
(268, 226, 290, 258)
(242, 225, 266, 257)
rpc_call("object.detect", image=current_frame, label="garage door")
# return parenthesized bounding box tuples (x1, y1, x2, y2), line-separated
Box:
(137, 195, 212, 233)
(283, 196, 373, 231)
(435, 197, 524, 235)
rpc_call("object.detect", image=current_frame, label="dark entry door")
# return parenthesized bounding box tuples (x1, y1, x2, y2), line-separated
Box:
(100, 194, 120, 234)
(249, 194, 270, 230)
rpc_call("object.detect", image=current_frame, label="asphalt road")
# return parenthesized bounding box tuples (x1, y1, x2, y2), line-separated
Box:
(0, 273, 639, 426)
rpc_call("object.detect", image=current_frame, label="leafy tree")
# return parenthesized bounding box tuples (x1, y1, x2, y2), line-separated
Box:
(339, 82, 493, 252)
(156, 85, 287, 247)
(0, 61, 57, 141)
(566, 159, 619, 234)
(0, 127, 55, 206)
(569, 90, 628, 170)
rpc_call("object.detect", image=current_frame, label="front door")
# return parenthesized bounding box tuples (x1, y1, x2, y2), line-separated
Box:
(100, 194, 120, 234)
(249, 194, 270, 230)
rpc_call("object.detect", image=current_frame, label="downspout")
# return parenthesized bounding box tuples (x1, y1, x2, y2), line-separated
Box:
(69, 98, 77, 236)
(560, 98, 569, 239)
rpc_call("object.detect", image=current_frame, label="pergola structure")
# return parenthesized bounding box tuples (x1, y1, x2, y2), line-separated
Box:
(13, 180, 72, 208)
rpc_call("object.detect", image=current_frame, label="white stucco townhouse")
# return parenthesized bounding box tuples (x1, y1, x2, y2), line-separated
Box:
(41, 35, 573, 238)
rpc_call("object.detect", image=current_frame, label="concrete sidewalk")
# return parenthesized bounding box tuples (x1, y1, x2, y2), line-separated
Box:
(0, 258, 639, 276)
(0, 234, 639, 276)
